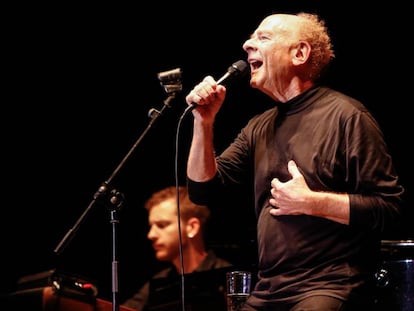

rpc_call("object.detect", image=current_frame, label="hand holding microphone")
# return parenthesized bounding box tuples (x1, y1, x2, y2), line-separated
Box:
(185, 60, 249, 110)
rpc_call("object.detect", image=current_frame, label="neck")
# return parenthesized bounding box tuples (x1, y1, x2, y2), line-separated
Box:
(272, 79, 314, 103)
(173, 247, 208, 274)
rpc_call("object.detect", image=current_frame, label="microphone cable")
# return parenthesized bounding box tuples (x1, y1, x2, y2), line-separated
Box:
(173, 59, 249, 311)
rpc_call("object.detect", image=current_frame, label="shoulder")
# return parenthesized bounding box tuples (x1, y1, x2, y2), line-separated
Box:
(317, 86, 368, 113)
(152, 266, 175, 279)
(201, 250, 233, 270)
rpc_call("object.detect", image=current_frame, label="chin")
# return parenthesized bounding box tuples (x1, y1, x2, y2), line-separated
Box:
(155, 252, 167, 261)
(250, 75, 260, 87)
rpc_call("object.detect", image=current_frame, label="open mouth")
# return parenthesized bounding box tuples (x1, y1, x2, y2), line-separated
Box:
(250, 60, 262, 72)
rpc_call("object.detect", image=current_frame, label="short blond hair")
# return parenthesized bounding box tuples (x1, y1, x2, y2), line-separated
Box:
(145, 186, 210, 225)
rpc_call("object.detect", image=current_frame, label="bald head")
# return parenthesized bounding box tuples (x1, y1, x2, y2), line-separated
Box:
(260, 13, 334, 80)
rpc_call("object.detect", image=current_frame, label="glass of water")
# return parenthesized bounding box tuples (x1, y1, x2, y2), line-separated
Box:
(226, 270, 252, 311)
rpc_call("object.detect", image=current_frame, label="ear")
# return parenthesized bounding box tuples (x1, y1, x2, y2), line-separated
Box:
(291, 41, 311, 66)
(186, 217, 201, 238)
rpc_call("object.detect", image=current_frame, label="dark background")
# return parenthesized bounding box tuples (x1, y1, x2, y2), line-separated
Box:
(2, 1, 413, 304)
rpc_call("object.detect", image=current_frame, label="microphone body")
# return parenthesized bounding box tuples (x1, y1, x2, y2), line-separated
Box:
(216, 72, 232, 85)
(216, 60, 249, 86)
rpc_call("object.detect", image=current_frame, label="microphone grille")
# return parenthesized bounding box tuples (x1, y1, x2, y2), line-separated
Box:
(229, 60, 249, 77)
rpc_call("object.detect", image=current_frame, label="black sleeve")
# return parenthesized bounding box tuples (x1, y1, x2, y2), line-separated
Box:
(187, 174, 224, 205)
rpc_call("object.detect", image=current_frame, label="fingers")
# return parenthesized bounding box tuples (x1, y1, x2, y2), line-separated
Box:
(185, 76, 224, 106)
(271, 177, 281, 189)
(270, 178, 281, 206)
(271, 161, 301, 189)
(287, 160, 302, 178)
(194, 76, 216, 97)
(269, 207, 280, 216)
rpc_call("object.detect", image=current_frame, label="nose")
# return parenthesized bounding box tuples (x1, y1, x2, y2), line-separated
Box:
(242, 37, 255, 52)
(147, 226, 157, 240)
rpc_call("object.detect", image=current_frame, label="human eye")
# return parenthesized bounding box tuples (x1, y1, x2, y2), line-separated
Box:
(259, 35, 271, 41)
(156, 221, 170, 229)
(256, 31, 272, 42)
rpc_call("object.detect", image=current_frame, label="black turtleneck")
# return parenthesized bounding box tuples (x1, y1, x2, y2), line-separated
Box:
(187, 85, 404, 306)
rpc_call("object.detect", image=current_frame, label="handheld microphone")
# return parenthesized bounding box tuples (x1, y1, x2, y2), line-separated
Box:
(190, 60, 249, 109)
(216, 60, 249, 85)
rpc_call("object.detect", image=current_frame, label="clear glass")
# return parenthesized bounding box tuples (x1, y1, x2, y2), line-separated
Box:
(226, 271, 252, 311)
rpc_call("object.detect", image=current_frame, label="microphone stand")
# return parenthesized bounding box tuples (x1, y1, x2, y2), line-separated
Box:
(54, 69, 183, 311)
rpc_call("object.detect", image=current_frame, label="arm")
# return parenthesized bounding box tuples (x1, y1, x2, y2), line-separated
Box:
(185, 76, 227, 182)
(269, 160, 351, 224)
(269, 110, 405, 230)
(187, 119, 217, 182)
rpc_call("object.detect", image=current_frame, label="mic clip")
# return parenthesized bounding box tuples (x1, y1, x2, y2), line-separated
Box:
(157, 67, 183, 94)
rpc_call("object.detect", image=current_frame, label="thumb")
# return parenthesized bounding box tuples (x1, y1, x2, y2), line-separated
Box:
(287, 160, 302, 178)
